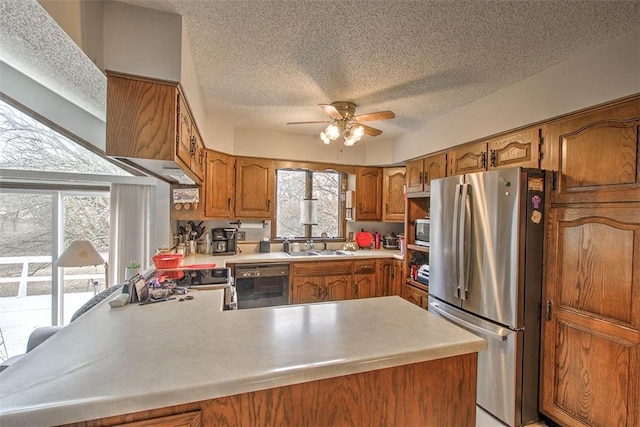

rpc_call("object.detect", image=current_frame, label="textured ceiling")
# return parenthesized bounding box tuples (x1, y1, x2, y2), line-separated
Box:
(1, 0, 639, 141)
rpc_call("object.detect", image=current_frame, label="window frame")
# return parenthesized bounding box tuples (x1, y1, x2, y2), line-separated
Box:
(274, 168, 346, 241)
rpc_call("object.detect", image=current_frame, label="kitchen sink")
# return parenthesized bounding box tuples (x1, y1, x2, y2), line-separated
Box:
(285, 251, 318, 257)
(284, 250, 353, 257)
(312, 250, 354, 256)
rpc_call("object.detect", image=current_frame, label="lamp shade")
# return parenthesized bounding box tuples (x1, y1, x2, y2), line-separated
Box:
(55, 240, 104, 268)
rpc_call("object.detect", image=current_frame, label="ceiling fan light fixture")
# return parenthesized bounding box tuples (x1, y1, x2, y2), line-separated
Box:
(325, 123, 341, 140)
(320, 131, 331, 144)
(351, 124, 365, 139)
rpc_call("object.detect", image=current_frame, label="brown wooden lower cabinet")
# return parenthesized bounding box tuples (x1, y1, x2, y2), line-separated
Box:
(402, 281, 429, 309)
(61, 353, 478, 427)
(540, 203, 640, 427)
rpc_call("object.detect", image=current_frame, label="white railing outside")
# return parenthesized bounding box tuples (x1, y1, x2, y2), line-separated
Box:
(0, 255, 107, 297)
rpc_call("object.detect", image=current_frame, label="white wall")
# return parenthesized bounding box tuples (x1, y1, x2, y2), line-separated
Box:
(102, 1, 182, 81)
(394, 28, 640, 162)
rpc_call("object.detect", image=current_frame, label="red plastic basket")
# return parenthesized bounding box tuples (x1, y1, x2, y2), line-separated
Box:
(152, 254, 184, 269)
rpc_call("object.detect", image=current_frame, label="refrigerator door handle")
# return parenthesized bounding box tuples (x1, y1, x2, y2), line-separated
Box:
(429, 301, 508, 342)
(452, 183, 462, 297)
(458, 183, 471, 300)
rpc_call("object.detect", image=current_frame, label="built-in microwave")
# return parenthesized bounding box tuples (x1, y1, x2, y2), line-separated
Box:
(415, 218, 430, 247)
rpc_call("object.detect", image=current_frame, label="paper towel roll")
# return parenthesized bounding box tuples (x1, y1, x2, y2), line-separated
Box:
(240, 222, 264, 229)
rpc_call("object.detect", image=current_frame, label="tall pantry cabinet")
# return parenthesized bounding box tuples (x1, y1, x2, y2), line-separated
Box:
(540, 96, 640, 427)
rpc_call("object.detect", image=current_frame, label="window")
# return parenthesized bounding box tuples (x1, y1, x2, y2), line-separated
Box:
(0, 98, 122, 358)
(276, 169, 341, 239)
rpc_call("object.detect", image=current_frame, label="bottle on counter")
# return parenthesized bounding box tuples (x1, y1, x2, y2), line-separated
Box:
(282, 237, 290, 253)
(374, 231, 381, 249)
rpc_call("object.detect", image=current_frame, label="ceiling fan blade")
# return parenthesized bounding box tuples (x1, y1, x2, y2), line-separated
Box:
(319, 104, 344, 120)
(353, 110, 395, 122)
(286, 120, 331, 125)
(360, 124, 383, 137)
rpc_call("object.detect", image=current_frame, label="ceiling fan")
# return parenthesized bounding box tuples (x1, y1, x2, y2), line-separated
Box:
(286, 102, 395, 146)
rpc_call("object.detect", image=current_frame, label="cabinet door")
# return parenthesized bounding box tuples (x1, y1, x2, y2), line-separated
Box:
(190, 130, 206, 181)
(235, 157, 274, 218)
(392, 259, 404, 296)
(176, 93, 194, 168)
(353, 274, 376, 299)
(405, 158, 425, 193)
(291, 276, 324, 304)
(355, 167, 383, 220)
(448, 142, 487, 175)
(204, 150, 235, 218)
(401, 283, 428, 309)
(423, 153, 447, 188)
(548, 100, 640, 204)
(325, 275, 351, 301)
(382, 167, 406, 222)
(487, 128, 540, 170)
(378, 259, 394, 296)
(540, 204, 640, 427)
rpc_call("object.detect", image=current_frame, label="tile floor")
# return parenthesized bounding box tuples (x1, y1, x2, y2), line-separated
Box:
(476, 406, 548, 427)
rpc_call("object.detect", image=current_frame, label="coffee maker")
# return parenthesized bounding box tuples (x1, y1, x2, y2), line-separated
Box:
(211, 228, 237, 256)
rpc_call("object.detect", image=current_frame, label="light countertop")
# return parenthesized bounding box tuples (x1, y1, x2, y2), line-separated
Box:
(179, 248, 403, 268)
(0, 290, 485, 426)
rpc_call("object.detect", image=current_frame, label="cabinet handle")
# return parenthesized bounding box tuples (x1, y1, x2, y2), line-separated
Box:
(419, 171, 424, 184)
(354, 283, 358, 297)
(490, 149, 496, 167)
(545, 300, 552, 321)
(480, 152, 487, 169)
(189, 135, 196, 156)
(267, 199, 271, 209)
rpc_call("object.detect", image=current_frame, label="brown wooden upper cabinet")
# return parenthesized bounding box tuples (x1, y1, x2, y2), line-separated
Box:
(487, 128, 540, 170)
(406, 153, 447, 193)
(354, 167, 383, 221)
(106, 71, 204, 185)
(235, 157, 274, 218)
(448, 141, 488, 176)
(546, 98, 640, 204)
(204, 150, 235, 218)
(448, 128, 541, 176)
(382, 167, 406, 222)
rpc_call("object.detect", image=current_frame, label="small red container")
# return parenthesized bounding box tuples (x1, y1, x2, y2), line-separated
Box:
(152, 254, 184, 269)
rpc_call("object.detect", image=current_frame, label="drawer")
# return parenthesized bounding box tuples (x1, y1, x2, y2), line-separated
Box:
(293, 261, 353, 276)
(353, 260, 377, 274)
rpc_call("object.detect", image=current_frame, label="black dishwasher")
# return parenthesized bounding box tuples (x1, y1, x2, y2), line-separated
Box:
(234, 263, 289, 309)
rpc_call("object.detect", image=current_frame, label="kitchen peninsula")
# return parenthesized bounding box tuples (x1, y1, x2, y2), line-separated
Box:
(0, 288, 485, 426)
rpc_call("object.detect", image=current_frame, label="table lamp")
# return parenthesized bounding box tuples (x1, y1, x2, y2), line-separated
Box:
(55, 240, 108, 290)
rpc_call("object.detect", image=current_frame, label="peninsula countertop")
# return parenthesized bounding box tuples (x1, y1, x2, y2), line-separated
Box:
(0, 290, 486, 426)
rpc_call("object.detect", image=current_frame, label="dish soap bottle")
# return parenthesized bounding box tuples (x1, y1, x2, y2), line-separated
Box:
(282, 237, 290, 253)
(374, 231, 381, 249)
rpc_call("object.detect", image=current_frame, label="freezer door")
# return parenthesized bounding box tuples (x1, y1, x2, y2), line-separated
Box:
(429, 174, 464, 307)
(462, 168, 523, 327)
(429, 297, 523, 427)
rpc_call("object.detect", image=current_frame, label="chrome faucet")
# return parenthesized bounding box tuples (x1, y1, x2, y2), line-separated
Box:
(322, 242, 328, 250)
(305, 239, 315, 250)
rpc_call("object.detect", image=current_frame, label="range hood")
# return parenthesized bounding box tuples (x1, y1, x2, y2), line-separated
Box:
(162, 168, 196, 185)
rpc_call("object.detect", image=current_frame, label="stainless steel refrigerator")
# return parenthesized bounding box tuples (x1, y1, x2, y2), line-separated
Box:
(428, 167, 545, 427)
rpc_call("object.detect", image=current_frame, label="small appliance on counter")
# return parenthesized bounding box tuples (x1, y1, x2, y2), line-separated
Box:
(382, 233, 399, 249)
(211, 227, 237, 256)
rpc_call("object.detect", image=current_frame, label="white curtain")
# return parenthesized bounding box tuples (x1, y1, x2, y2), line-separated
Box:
(109, 183, 156, 285)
